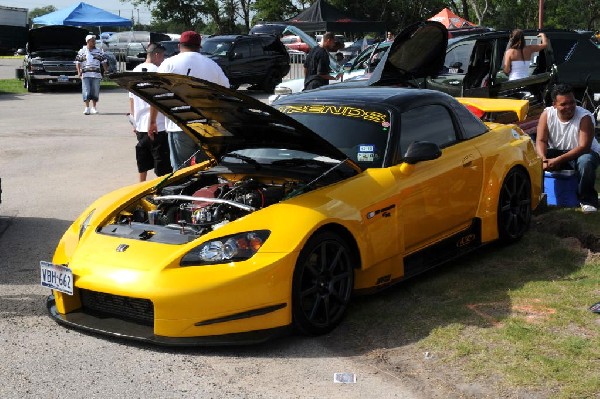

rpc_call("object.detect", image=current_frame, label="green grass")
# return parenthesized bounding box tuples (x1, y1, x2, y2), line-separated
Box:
(0, 78, 120, 95)
(0, 78, 26, 94)
(409, 209, 600, 397)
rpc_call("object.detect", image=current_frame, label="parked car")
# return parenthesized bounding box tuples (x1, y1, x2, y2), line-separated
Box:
(249, 23, 289, 37)
(268, 39, 392, 103)
(124, 39, 180, 70)
(42, 71, 543, 345)
(200, 34, 290, 92)
(101, 30, 171, 59)
(417, 29, 600, 133)
(339, 37, 378, 61)
(21, 25, 88, 92)
(281, 35, 310, 53)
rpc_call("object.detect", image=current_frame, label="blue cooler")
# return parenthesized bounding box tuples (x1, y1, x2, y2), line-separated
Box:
(544, 170, 579, 207)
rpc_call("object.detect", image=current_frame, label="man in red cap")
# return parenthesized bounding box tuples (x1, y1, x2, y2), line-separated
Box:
(148, 30, 229, 170)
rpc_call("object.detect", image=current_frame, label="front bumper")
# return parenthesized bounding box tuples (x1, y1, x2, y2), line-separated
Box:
(30, 73, 80, 86)
(47, 294, 291, 346)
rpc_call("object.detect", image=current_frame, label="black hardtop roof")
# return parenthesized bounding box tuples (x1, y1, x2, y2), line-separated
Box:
(276, 86, 457, 110)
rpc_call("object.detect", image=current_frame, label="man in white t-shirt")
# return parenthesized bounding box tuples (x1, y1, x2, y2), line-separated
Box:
(148, 30, 230, 170)
(536, 83, 600, 212)
(129, 43, 172, 182)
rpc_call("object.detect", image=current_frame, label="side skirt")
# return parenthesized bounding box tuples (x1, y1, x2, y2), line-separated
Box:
(354, 219, 483, 295)
(403, 218, 482, 279)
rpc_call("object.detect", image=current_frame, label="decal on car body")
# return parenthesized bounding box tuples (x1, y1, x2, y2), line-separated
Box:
(278, 105, 388, 124)
(366, 204, 395, 219)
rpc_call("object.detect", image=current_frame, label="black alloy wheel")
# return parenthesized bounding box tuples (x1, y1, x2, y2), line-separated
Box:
(292, 231, 355, 336)
(497, 168, 532, 242)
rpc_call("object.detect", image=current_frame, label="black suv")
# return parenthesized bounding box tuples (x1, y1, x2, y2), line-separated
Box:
(200, 34, 290, 92)
(21, 25, 88, 92)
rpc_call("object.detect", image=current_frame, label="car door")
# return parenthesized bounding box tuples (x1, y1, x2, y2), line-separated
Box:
(426, 38, 476, 96)
(395, 104, 483, 257)
(228, 39, 265, 83)
(489, 34, 552, 101)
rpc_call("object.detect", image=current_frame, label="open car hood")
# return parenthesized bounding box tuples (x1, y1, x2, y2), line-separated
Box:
(112, 72, 349, 162)
(27, 26, 89, 53)
(368, 21, 448, 86)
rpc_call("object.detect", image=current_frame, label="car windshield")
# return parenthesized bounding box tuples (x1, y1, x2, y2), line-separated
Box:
(200, 39, 232, 55)
(277, 103, 391, 169)
(224, 148, 339, 165)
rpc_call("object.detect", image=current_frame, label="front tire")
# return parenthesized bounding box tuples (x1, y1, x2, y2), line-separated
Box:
(497, 168, 531, 242)
(292, 231, 355, 336)
(25, 76, 37, 93)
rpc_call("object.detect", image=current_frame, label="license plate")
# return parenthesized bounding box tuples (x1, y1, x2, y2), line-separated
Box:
(58, 75, 68, 82)
(40, 261, 73, 295)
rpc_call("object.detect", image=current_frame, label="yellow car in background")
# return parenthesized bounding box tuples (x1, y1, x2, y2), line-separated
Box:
(41, 73, 543, 345)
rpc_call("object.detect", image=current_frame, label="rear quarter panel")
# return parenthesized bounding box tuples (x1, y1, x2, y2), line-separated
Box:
(473, 123, 543, 242)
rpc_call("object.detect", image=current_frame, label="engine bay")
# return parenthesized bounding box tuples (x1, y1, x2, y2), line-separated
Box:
(98, 164, 350, 244)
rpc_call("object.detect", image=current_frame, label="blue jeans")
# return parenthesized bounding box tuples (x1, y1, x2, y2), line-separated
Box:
(81, 77, 101, 102)
(575, 152, 600, 207)
(548, 149, 600, 206)
(167, 130, 198, 170)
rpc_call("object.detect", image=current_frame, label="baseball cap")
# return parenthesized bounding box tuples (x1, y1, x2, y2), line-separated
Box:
(85, 34, 96, 42)
(180, 31, 201, 47)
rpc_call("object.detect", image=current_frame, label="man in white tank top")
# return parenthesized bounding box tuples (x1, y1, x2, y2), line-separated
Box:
(536, 84, 600, 212)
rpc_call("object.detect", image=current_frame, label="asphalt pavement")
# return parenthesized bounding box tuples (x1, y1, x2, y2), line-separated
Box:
(0, 57, 22, 79)
(0, 57, 427, 399)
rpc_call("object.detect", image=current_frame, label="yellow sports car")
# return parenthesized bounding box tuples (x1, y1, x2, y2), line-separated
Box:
(41, 73, 543, 345)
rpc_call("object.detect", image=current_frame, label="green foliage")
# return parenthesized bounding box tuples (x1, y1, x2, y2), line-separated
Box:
(129, 0, 600, 35)
(251, 0, 299, 23)
(29, 5, 57, 25)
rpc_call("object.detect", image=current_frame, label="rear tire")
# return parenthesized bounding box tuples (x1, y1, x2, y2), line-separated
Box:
(292, 231, 354, 336)
(497, 168, 531, 242)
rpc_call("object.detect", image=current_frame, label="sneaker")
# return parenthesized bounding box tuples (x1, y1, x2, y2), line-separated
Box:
(581, 204, 597, 213)
(90, 107, 98, 114)
(83, 107, 90, 115)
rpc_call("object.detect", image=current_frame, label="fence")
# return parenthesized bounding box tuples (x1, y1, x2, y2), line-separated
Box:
(285, 52, 306, 81)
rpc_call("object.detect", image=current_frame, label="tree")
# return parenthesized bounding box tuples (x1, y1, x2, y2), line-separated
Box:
(128, 0, 206, 28)
(29, 5, 56, 24)
(251, 0, 299, 24)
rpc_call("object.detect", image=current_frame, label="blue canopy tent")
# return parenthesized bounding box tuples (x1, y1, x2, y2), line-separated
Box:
(32, 2, 133, 27)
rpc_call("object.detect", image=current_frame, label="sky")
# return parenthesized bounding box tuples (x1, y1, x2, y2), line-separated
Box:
(2, 0, 153, 25)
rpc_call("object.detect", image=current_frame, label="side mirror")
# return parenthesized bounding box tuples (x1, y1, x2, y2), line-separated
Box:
(16, 48, 25, 55)
(403, 141, 442, 164)
(232, 52, 243, 60)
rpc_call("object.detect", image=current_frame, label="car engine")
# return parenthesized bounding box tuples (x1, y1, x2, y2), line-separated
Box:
(98, 169, 308, 244)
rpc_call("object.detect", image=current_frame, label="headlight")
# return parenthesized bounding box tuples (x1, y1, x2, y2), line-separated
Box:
(181, 230, 270, 266)
(78, 209, 95, 239)
(29, 59, 44, 72)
